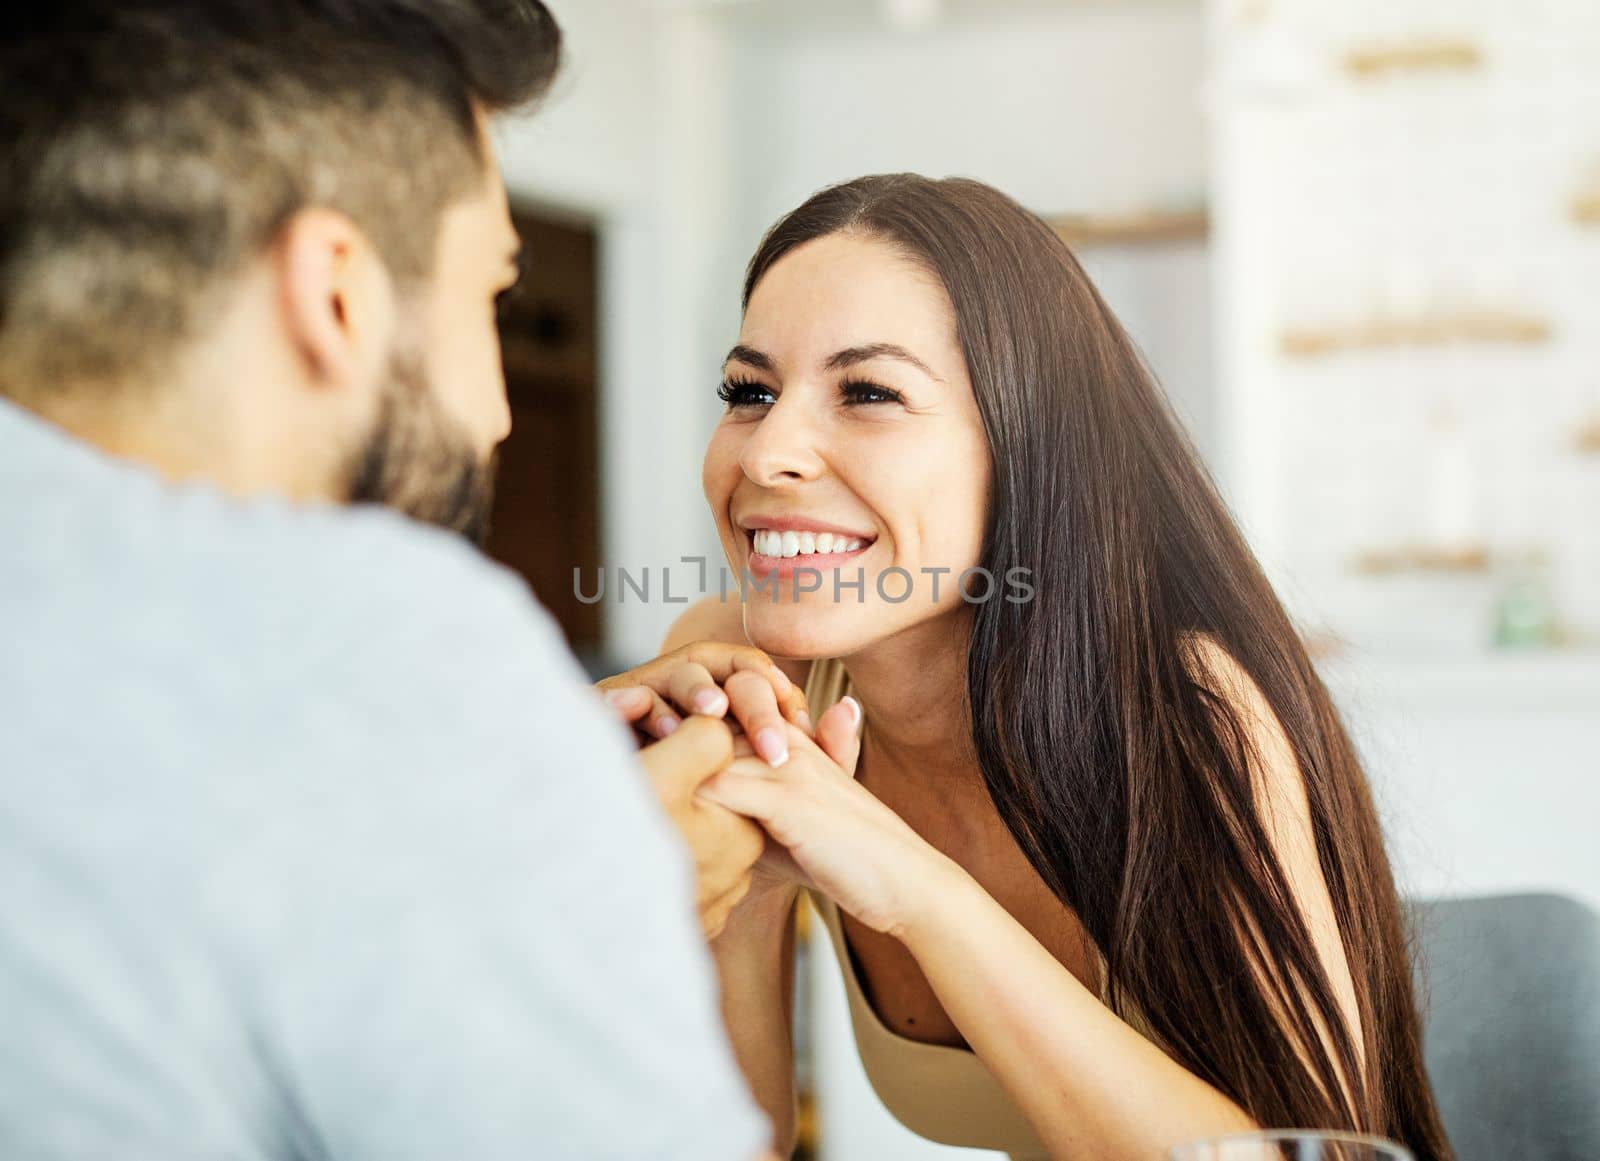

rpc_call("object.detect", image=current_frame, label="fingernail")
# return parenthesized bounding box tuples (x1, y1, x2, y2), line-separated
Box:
(692, 688, 727, 714)
(842, 696, 861, 726)
(755, 727, 789, 767)
(654, 715, 679, 737)
(602, 688, 634, 707)
(793, 709, 812, 731)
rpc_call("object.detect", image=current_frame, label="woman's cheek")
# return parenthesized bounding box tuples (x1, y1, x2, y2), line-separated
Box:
(701, 430, 740, 507)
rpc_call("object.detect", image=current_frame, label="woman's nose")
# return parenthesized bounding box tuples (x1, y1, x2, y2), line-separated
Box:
(738, 397, 825, 486)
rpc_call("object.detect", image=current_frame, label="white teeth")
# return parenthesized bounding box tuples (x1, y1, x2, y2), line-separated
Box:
(749, 528, 870, 557)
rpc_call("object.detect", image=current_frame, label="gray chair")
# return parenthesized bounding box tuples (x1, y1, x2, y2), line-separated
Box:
(1410, 892, 1600, 1161)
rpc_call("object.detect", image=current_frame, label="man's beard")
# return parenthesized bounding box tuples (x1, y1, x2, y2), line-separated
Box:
(343, 351, 497, 548)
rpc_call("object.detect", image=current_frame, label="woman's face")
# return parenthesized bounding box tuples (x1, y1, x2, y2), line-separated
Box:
(703, 231, 991, 660)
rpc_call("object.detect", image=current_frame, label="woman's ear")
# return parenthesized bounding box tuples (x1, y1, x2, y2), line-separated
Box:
(274, 207, 395, 394)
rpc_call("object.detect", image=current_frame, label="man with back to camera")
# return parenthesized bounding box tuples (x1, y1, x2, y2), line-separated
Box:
(0, 3, 784, 1157)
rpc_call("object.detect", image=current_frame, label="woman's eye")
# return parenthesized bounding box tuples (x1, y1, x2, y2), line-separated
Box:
(841, 379, 904, 406)
(717, 378, 775, 409)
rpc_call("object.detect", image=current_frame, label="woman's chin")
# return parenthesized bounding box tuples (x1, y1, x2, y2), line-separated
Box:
(742, 603, 878, 662)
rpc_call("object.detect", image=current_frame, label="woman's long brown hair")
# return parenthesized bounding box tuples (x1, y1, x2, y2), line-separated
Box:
(743, 175, 1452, 1158)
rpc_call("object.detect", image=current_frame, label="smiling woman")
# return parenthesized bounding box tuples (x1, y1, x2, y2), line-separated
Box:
(609, 173, 1455, 1161)
(703, 228, 991, 664)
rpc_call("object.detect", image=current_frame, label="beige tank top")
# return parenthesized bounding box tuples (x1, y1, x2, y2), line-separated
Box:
(801, 656, 1052, 1161)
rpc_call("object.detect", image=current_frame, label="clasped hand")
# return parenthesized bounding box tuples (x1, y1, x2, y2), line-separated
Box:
(597, 643, 947, 940)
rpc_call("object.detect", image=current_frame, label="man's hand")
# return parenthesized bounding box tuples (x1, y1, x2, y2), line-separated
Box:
(638, 715, 766, 939)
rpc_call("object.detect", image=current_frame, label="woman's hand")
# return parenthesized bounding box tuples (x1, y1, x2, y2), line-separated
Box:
(596, 641, 810, 767)
(699, 696, 955, 937)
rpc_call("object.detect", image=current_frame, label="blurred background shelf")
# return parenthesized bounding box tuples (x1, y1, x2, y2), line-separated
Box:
(1341, 37, 1483, 80)
(1051, 207, 1209, 248)
(1350, 545, 1490, 576)
(1280, 311, 1552, 358)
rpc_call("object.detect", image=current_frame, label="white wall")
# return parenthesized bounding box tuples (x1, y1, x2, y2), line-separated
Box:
(1326, 654, 1600, 913)
(495, 2, 658, 213)
(1079, 241, 1217, 464)
(728, 4, 1208, 232)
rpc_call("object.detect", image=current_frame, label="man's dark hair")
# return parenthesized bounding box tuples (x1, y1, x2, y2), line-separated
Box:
(0, 1, 562, 399)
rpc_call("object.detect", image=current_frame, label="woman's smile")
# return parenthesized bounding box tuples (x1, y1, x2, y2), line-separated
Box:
(740, 513, 878, 578)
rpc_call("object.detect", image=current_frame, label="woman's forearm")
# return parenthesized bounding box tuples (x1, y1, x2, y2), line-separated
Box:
(712, 891, 800, 1154)
(897, 860, 1258, 1161)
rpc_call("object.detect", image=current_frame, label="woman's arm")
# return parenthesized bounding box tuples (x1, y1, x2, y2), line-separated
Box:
(707, 732, 1260, 1158)
(702, 650, 1366, 1161)
(900, 860, 1259, 1158)
(907, 641, 1365, 1157)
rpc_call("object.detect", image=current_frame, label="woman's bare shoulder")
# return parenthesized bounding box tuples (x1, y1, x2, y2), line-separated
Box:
(1179, 631, 1274, 704)
(661, 595, 813, 688)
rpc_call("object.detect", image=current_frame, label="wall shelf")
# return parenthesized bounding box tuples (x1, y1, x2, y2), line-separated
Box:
(1342, 38, 1483, 80)
(1351, 544, 1491, 576)
(1051, 208, 1208, 248)
(1281, 310, 1551, 358)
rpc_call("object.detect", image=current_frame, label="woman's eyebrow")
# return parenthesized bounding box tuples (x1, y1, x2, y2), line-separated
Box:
(724, 344, 775, 372)
(723, 341, 942, 383)
(823, 343, 942, 382)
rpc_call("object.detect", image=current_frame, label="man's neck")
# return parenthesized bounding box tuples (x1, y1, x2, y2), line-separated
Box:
(21, 380, 338, 506)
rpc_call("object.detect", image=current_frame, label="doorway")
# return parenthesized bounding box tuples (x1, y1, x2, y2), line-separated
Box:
(485, 206, 603, 661)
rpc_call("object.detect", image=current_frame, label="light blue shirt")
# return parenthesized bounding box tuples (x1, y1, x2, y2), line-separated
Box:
(0, 398, 769, 1160)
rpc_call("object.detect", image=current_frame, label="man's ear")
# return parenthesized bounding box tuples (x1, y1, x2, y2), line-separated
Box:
(274, 208, 395, 390)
